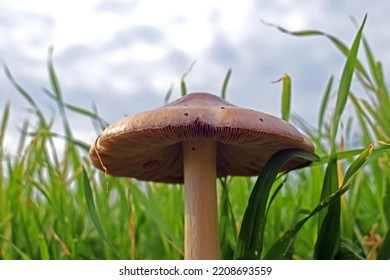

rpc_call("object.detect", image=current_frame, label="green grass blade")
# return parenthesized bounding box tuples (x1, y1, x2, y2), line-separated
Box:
(314, 193, 341, 259)
(281, 74, 291, 121)
(375, 166, 390, 258)
(130, 182, 184, 255)
(361, 35, 389, 98)
(338, 240, 365, 260)
(315, 154, 339, 260)
(221, 68, 232, 100)
(0, 233, 31, 260)
(42, 88, 107, 125)
(164, 82, 174, 105)
(330, 15, 366, 146)
(46, 47, 73, 139)
(38, 234, 50, 260)
(349, 94, 378, 145)
(0, 99, 11, 147)
(46, 132, 90, 152)
(91, 102, 108, 133)
(315, 16, 367, 259)
(219, 178, 238, 259)
(2, 61, 45, 124)
(318, 76, 334, 134)
(342, 144, 373, 186)
(273, 74, 291, 121)
(180, 60, 196, 96)
(315, 144, 373, 259)
(82, 166, 120, 258)
(383, 180, 390, 232)
(2, 60, 61, 166)
(319, 153, 339, 205)
(234, 149, 320, 259)
(266, 176, 288, 217)
(180, 80, 187, 97)
(265, 183, 351, 259)
(264, 18, 371, 85)
(362, 37, 379, 87)
(46, 49, 82, 185)
(313, 144, 390, 167)
(47, 47, 62, 99)
(378, 230, 390, 260)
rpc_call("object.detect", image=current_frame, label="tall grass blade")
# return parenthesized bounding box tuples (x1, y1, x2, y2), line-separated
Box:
(91, 102, 108, 133)
(281, 74, 291, 121)
(82, 166, 119, 257)
(0, 234, 31, 260)
(164, 82, 175, 105)
(315, 15, 367, 259)
(0, 99, 11, 147)
(268, 144, 372, 259)
(47, 47, 61, 98)
(42, 88, 108, 126)
(378, 173, 390, 259)
(265, 182, 351, 259)
(263, 17, 371, 85)
(221, 68, 232, 100)
(38, 234, 50, 260)
(361, 33, 390, 125)
(47, 47, 72, 139)
(315, 156, 340, 259)
(219, 178, 238, 259)
(234, 149, 319, 259)
(2, 61, 45, 125)
(180, 60, 196, 96)
(130, 183, 184, 254)
(314, 192, 341, 259)
(362, 36, 380, 90)
(272, 74, 291, 121)
(315, 144, 372, 259)
(383, 180, 390, 231)
(349, 94, 376, 145)
(3, 60, 61, 166)
(318, 76, 334, 134)
(330, 15, 366, 146)
(45, 132, 90, 152)
(342, 144, 373, 185)
(312, 144, 390, 167)
(378, 230, 390, 260)
(180, 80, 187, 97)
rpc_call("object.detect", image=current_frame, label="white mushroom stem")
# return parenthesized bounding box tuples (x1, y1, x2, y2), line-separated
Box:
(183, 139, 220, 260)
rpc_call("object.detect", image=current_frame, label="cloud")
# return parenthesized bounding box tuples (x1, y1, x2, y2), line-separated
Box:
(94, 0, 139, 15)
(111, 26, 163, 45)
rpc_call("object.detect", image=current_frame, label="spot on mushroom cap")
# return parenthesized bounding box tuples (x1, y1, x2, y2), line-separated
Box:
(89, 92, 315, 183)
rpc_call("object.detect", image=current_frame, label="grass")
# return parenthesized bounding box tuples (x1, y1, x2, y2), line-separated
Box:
(1, 17, 389, 260)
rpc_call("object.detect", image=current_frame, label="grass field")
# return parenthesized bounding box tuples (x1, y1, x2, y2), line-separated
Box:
(1, 17, 389, 260)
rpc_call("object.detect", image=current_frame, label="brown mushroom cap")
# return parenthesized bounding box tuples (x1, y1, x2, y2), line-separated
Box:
(89, 92, 315, 183)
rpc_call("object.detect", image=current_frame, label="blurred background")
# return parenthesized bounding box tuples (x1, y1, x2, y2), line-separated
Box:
(0, 0, 389, 149)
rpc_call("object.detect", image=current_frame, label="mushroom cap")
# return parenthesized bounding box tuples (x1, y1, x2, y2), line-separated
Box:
(89, 92, 315, 183)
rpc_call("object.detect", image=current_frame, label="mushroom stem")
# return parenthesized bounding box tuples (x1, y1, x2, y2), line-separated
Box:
(183, 139, 220, 260)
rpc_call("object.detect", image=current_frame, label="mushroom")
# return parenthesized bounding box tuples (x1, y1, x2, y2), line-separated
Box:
(89, 92, 315, 260)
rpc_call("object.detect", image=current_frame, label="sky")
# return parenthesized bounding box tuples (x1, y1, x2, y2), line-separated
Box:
(1, 0, 389, 152)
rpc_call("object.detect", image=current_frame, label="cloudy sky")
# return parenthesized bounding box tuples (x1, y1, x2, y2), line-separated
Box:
(1, 0, 389, 150)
